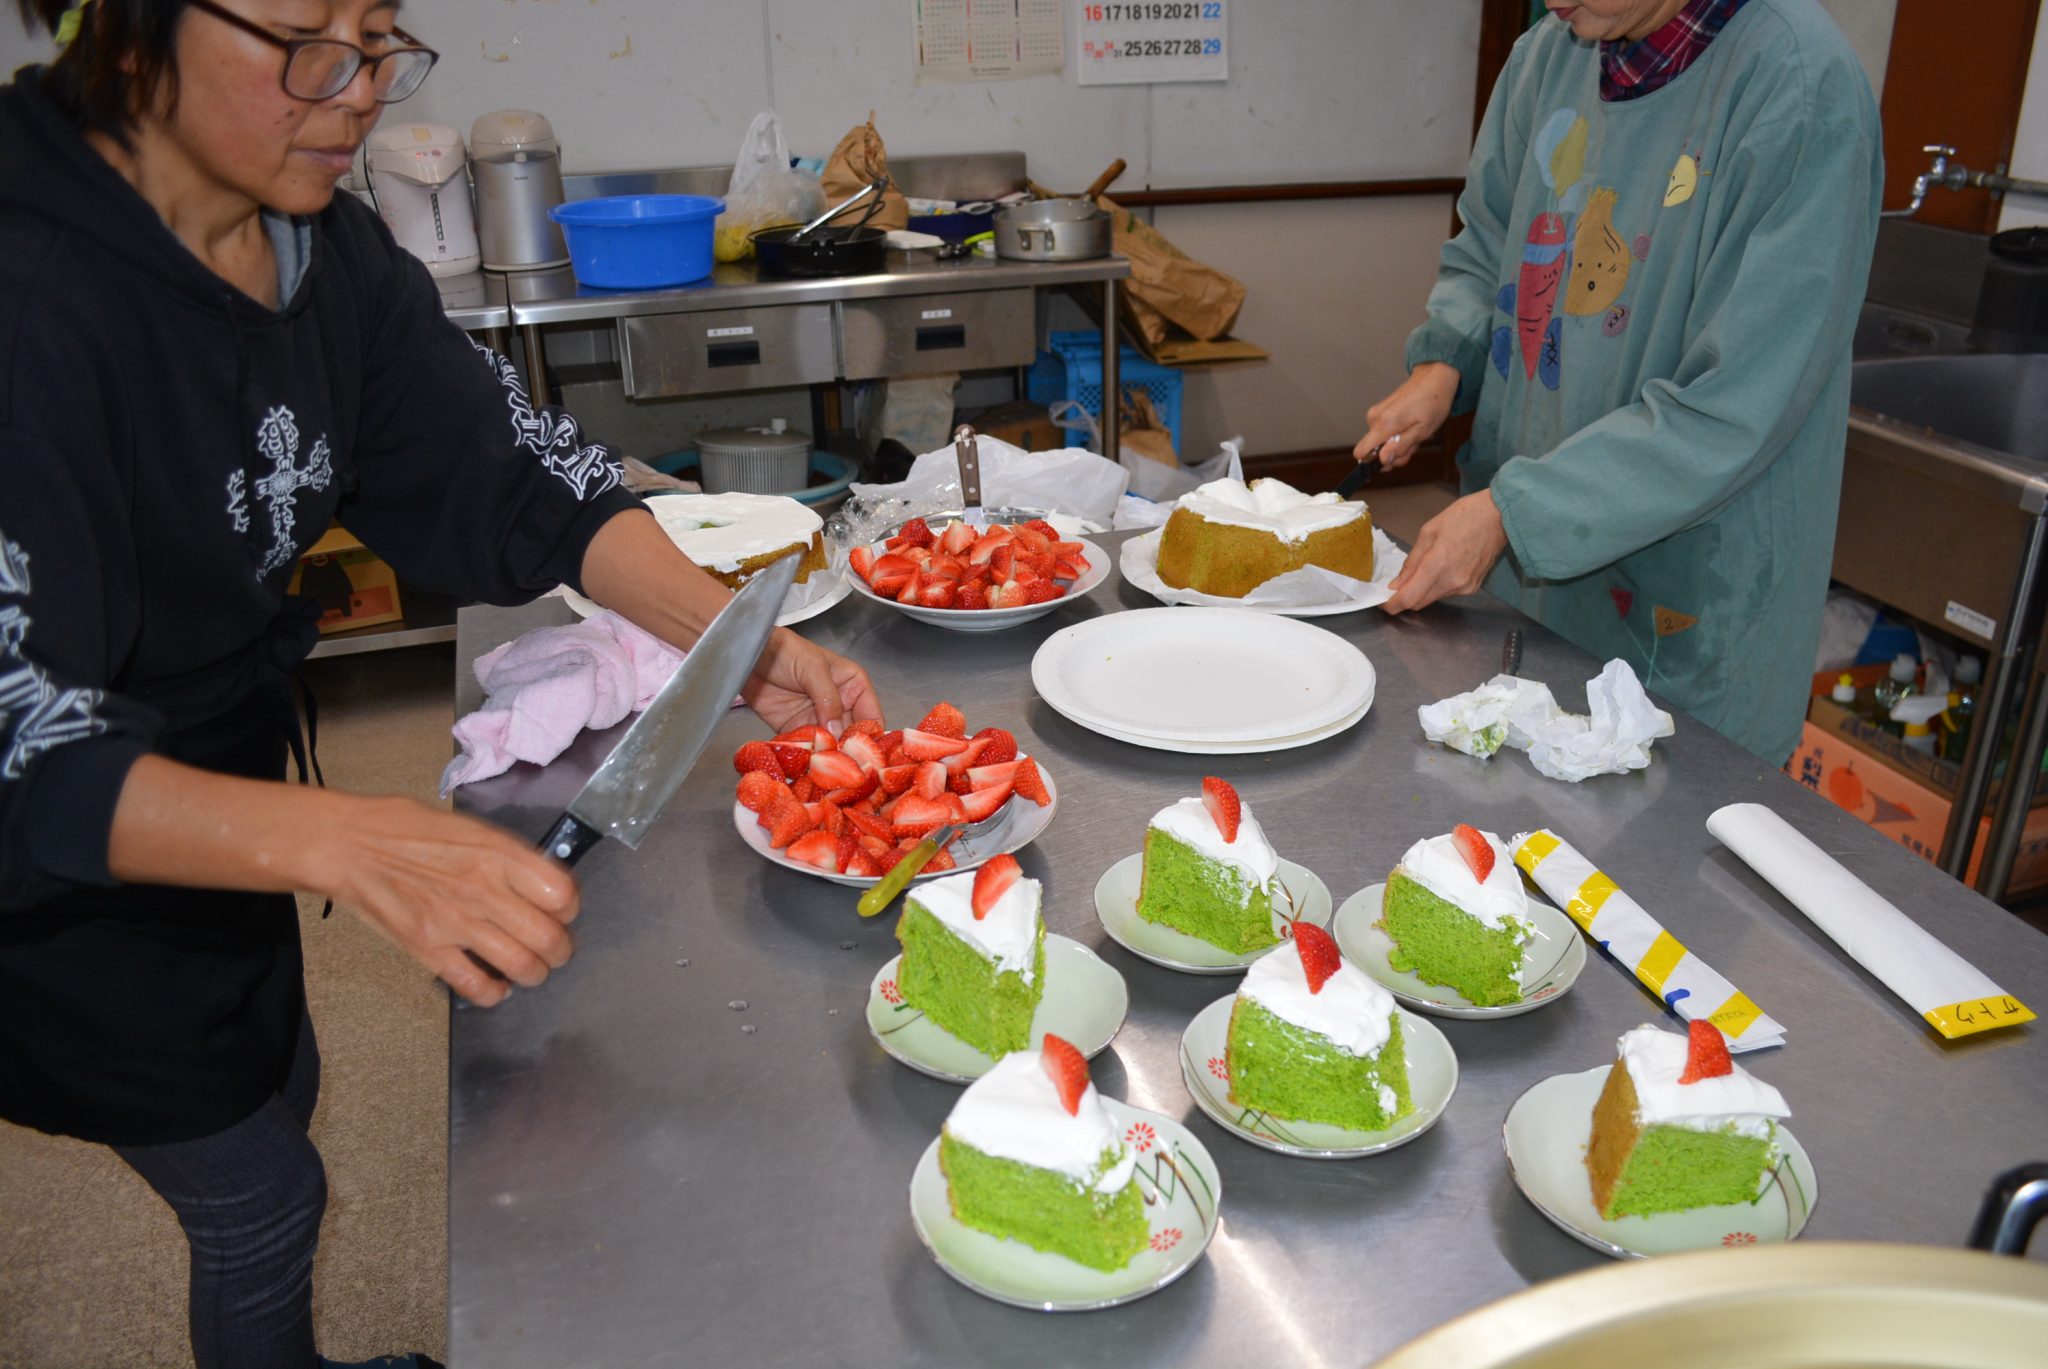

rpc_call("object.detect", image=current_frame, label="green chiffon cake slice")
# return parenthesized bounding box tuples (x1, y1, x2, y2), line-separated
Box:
(939, 1133, 1149, 1271)
(1381, 873, 1530, 1006)
(895, 864, 1046, 1058)
(1226, 998, 1412, 1131)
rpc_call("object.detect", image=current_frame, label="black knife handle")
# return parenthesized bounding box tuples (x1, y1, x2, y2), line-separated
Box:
(538, 812, 603, 867)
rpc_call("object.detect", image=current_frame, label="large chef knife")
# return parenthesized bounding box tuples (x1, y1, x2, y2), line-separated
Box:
(536, 551, 798, 866)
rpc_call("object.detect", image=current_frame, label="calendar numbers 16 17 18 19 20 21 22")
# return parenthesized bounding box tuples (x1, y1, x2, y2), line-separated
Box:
(1083, 4, 1223, 22)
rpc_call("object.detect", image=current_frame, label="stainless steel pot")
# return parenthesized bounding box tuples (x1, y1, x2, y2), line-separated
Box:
(994, 199, 1112, 262)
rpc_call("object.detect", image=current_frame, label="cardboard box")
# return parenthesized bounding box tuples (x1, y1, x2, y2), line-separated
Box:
(960, 400, 1063, 453)
(1786, 698, 2048, 894)
(287, 525, 404, 635)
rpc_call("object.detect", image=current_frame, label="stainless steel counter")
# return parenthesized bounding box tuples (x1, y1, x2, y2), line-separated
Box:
(434, 269, 511, 334)
(447, 535, 2048, 1368)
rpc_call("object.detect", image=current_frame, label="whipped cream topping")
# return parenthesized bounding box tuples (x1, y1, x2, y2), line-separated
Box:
(1149, 796, 1279, 903)
(943, 1047, 1137, 1193)
(1238, 939, 1397, 1058)
(647, 492, 821, 573)
(1394, 830, 1533, 935)
(909, 867, 1041, 982)
(1174, 477, 1363, 543)
(1618, 1024, 1790, 1140)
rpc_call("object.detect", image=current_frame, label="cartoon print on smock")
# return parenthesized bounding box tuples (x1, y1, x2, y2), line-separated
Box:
(1491, 108, 1589, 390)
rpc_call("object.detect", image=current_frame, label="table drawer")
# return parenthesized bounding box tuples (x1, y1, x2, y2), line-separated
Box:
(618, 305, 836, 398)
(838, 290, 1035, 380)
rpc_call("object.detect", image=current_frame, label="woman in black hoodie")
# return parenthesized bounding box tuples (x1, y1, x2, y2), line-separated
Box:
(0, 3, 883, 1365)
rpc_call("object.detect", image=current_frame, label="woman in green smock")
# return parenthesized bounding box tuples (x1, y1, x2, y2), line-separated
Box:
(1357, 0, 1881, 764)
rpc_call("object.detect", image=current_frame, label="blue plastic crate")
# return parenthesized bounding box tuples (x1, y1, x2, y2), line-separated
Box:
(1026, 330, 1183, 456)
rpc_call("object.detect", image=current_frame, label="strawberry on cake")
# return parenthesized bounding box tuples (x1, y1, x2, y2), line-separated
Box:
(895, 856, 1044, 1058)
(1135, 777, 1284, 954)
(938, 1034, 1150, 1271)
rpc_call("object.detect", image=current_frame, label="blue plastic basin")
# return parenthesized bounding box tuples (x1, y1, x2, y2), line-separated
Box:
(549, 194, 722, 289)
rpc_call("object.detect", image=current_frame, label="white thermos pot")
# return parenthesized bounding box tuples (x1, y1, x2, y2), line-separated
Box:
(364, 123, 481, 278)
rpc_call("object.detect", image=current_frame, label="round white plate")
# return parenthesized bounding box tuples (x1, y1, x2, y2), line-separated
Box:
(1031, 608, 1376, 744)
(866, 935, 1128, 1083)
(731, 766, 1058, 889)
(560, 564, 850, 629)
(1332, 883, 1588, 1019)
(1118, 526, 1408, 616)
(908, 1098, 1223, 1311)
(845, 535, 1109, 632)
(1502, 1068, 1818, 1260)
(1178, 996, 1458, 1158)
(1093, 853, 1332, 975)
(1044, 691, 1372, 755)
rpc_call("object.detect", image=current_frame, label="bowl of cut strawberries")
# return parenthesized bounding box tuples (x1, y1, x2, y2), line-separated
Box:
(844, 515, 1108, 631)
(730, 701, 1057, 888)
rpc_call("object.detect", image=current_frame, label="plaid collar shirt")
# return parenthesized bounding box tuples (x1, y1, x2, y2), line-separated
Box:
(1599, 0, 1751, 102)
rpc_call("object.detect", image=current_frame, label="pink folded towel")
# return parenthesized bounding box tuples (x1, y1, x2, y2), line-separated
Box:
(440, 610, 686, 796)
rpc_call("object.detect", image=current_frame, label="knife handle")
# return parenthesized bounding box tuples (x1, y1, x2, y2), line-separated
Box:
(538, 812, 603, 868)
(857, 835, 942, 918)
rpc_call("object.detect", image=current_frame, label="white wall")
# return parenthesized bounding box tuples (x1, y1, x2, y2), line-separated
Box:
(2001, 0, 2048, 231)
(1815, 0, 1897, 101)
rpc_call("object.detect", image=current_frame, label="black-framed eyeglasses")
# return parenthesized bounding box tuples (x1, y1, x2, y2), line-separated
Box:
(186, 0, 439, 103)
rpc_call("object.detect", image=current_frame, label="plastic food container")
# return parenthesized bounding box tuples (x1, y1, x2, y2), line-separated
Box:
(548, 194, 722, 289)
(695, 422, 812, 495)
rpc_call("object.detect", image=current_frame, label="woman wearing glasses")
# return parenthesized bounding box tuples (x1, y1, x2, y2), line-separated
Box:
(0, 3, 881, 1366)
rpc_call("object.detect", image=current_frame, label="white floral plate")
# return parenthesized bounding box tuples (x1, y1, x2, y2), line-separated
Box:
(730, 766, 1058, 889)
(845, 535, 1109, 632)
(1093, 853, 1332, 975)
(1178, 996, 1458, 1159)
(1118, 526, 1408, 616)
(908, 1098, 1223, 1311)
(560, 564, 850, 628)
(866, 936, 1129, 1083)
(1502, 1067, 1818, 1260)
(1332, 883, 1588, 1019)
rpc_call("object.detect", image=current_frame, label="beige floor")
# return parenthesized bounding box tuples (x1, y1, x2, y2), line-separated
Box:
(0, 648, 457, 1369)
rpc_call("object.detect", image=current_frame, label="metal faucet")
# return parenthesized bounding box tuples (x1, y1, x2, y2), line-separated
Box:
(1885, 143, 2048, 218)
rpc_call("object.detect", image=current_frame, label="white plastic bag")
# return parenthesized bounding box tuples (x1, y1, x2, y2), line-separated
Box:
(715, 112, 823, 262)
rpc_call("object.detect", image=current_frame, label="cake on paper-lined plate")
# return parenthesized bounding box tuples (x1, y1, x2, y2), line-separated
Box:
(1136, 778, 1286, 955)
(1225, 922, 1413, 1132)
(1154, 477, 1374, 597)
(1587, 1021, 1792, 1219)
(938, 1034, 1151, 1272)
(647, 491, 829, 590)
(895, 856, 1044, 1059)
(1380, 825, 1537, 1007)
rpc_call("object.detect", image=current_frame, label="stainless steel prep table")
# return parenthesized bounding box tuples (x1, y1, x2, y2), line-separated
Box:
(446, 533, 2048, 1368)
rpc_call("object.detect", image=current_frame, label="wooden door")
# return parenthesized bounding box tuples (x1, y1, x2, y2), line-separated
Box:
(1878, 0, 2042, 232)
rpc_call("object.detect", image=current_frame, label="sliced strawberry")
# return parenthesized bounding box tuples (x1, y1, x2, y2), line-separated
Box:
(927, 552, 967, 580)
(940, 520, 976, 555)
(966, 760, 1020, 790)
(897, 516, 936, 548)
(1452, 823, 1496, 882)
(942, 793, 966, 822)
(1293, 922, 1342, 994)
(824, 772, 879, 807)
(970, 727, 1018, 766)
(883, 744, 910, 768)
(736, 770, 787, 814)
(989, 544, 1015, 579)
(844, 807, 896, 843)
(923, 847, 957, 873)
(959, 783, 1012, 824)
(856, 834, 894, 860)
(733, 740, 780, 777)
(941, 737, 992, 774)
(876, 846, 909, 874)
(1012, 757, 1052, 807)
(868, 552, 916, 595)
(890, 794, 954, 839)
(1013, 525, 1052, 554)
(948, 767, 976, 796)
(895, 574, 921, 606)
(1041, 1033, 1089, 1115)
(847, 848, 882, 879)
(1049, 538, 1085, 559)
(1055, 555, 1089, 581)
(914, 760, 949, 800)
(901, 545, 933, 569)
(839, 732, 886, 776)
(789, 775, 818, 804)
(771, 744, 811, 780)
(765, 794, 814, 849)
(808, 750, 867, 790)
(917, 702, 969, 739)
(916, 576, 958, 610)
(900, 728, 968, 761)
(971, 853, 1022, 920)
(955, 582, 990, 611)
(879, 729, 904, 752)
(878, 763, 919, 796)
(848, 545, 875, 581)
(835, 831, 861, 874)
(773, 724, 836, 752)
(785, 830, 840, 871)
(1678, 1019, 1735, 1083)
(1201, 776, 1242, 843)
(807, 801, 846, 838)
(845, 719, 885, 741)
(1021, 579, 1061, 605)
(1022, 518, 1061, 541)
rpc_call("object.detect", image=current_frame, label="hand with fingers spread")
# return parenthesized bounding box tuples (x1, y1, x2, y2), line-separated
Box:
(1354, 361, 1460, 471)
(1383, 490, 1508, 615)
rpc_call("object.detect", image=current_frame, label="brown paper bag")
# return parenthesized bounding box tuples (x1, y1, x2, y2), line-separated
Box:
(821, 112, 909, 232)
(1099, 194, 1244, 344)
(1120, 387, 1178, 464)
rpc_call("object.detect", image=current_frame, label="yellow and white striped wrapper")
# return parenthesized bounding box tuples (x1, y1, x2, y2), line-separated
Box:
(1513, 829, 1787, 1051)
(1708, 803, 2035, 1041)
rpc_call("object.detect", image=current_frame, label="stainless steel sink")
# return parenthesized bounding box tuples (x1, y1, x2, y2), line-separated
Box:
(1836, 354, 2048, 899)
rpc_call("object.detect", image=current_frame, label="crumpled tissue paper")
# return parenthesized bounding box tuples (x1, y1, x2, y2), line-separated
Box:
(1419, 659, 1674, 781)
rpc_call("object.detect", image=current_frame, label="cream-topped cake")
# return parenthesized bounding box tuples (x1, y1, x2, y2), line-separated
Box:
(647, 492, 827, 589)
(1135, 779, 1286, 954)
(1155, 477, 1374, 596)
(938, 1036, 1150, 1271)
(1380, 825, 1537, 1007)
(1587, 1022, 1791, 1218)
(895, 856, 1045, 1058)
(1225, 922, 1412, 1130)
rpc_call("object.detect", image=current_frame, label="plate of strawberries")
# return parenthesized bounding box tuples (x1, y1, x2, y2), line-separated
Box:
(844, 516, 1108, 631)
(730, 701, 1058, 887)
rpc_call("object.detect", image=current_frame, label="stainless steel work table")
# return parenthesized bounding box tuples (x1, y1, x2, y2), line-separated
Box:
(446, 531, 2048, 1368)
